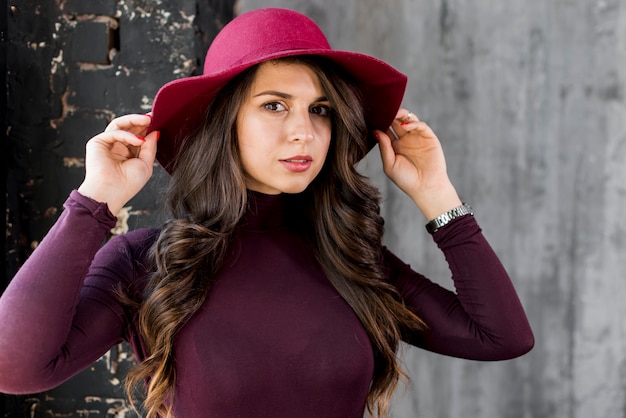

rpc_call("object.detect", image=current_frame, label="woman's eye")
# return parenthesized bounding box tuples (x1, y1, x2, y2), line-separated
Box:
(310, 104, 331, 116)
(263, 102, 286, 112)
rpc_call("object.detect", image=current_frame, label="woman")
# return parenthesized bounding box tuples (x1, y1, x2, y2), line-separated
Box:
(0, 7, 534, 418)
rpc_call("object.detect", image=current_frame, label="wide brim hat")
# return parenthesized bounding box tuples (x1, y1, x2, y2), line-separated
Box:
(148, 7, 407, 174)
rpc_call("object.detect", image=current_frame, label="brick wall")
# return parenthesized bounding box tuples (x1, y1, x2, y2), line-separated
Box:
(3, 1, 234, 416)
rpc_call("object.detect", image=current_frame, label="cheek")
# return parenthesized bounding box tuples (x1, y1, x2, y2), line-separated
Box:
(323, 131, 333, 154)
(315, 121, 332, 148)
(237, 118, 264, 153)
(238, 143, 261, 172)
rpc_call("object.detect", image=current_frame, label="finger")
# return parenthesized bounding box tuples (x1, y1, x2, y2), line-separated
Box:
(395, 108, 407, 120)
(134, 130, 159, 163)
(113, 142, 141, 160)
(409, 120, 437, 139)
(388, 112, 408, 138)
(403, 110, 418, 122)
(392, 108, 416, 122)
(92, 128, 147, 147)
(394, 109, 420, 126)
(105, 113, 152, 134)
(87, 130, 149, 163)
(374, 130, 396, 170)
(111, 137, 148, 160)
(387, 125, 400, 141)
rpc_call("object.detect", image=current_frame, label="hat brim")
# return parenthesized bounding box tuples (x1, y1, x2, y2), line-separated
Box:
(148, 48, 406, 174)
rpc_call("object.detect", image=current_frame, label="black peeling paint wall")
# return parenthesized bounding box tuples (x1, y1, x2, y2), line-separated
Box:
(3, 1, 234, 416)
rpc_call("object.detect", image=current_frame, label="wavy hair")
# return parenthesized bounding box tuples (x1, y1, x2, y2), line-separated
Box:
(124, 56, 425, 418)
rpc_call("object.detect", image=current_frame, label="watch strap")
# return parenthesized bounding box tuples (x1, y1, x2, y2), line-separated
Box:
(425, 203, 473, 234)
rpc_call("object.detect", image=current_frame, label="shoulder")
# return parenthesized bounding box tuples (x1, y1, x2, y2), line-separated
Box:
(114, 227, 161, 248)
(106, 227, 160, 260)
(380, 246, 412, 273)
(90, 227, 161, 298)
(95, 227, 160, 272)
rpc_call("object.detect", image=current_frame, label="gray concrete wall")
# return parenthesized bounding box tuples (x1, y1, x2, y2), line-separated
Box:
(237, 1, 626, 417)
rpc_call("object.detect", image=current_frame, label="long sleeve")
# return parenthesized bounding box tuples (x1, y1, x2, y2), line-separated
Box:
(0, 191, 135, 394)
(387, 215, 534, 360)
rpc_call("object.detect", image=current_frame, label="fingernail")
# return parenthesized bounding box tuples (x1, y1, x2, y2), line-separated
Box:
(401, 121, 410, 126)
(136, 135, 146, 141)
(155, 131, 160, 142)
(144, 112, 153, 118)
(372, 131, 380, 141)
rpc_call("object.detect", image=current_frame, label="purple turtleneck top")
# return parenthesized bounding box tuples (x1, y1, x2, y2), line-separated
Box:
(0, 190, 533, 417)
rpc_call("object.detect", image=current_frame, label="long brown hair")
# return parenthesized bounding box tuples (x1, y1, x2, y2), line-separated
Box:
(125, 56, 425, 417)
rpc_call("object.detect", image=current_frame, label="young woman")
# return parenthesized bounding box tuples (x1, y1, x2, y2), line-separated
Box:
(0, 7, 534, 418)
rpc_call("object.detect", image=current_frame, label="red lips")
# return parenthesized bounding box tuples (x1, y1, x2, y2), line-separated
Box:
(280, 155, 313, 172)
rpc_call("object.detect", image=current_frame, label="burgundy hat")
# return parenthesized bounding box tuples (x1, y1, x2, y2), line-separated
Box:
(148, 7, 407, 174)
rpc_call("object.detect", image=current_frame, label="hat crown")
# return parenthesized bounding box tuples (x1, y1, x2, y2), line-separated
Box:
(203, 8, 331, 75)
(150, 7, 406, 174)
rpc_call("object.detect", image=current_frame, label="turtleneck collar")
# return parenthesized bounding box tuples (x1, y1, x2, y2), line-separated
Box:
(240, 190, 295, 231)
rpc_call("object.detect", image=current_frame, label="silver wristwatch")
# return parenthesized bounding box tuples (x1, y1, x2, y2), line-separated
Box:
(425, 203, 473, 234)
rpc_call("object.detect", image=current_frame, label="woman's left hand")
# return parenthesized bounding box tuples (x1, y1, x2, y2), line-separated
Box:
(374, 108, 462, 220)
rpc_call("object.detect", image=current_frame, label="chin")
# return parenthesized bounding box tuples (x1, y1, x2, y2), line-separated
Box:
(280, 187, 309, 195)
(278, 182, 313, 195)
(247, 176, 317, 195)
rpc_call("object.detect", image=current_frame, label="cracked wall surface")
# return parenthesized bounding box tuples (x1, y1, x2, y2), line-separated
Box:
(4, 1, 235, 416)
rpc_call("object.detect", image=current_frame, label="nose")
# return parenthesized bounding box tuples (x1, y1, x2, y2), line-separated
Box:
(288, 108, 315, 143)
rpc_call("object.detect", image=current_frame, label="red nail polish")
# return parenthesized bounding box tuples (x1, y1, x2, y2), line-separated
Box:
(401, 121, 410, 126)
(155, 131, 160, 142)
(136, 135, 145, 141)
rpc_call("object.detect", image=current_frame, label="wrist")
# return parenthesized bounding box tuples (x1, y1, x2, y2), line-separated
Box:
(77, 184, 123, 216)
(410, 182, 462, 220)
(425, 202, 473, 234)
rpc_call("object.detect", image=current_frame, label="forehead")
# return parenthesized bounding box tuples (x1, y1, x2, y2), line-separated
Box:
(250, 60, 324, 91)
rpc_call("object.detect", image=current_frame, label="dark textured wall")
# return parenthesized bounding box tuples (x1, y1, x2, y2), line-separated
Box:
(3, 1, 234, 416)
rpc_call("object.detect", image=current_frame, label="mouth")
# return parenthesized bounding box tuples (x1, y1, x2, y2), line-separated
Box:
(280, 156, 313, 172)
(280, 155, 313, 163)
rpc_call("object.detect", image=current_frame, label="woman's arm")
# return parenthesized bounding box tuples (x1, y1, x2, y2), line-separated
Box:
(385, 215, 534, 360)
(0, 192, 129, 393)
(376, 109, 533, 359)
(0, 114, 158, 394)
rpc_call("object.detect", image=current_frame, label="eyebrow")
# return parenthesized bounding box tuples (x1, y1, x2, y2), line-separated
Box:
(253, 90, 328, 102)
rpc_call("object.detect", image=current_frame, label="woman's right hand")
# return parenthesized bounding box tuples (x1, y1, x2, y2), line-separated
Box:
(77, 113, 159, 215)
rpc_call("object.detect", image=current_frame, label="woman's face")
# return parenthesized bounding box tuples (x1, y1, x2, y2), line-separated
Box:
(236, 61, 332, 195)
